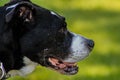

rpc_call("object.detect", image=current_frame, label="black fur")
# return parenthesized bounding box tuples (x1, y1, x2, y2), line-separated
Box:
(0, 0, 73, 72)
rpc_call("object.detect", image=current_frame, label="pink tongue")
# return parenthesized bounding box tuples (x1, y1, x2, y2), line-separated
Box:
(58, 64, 66, 69)
(48, 58, 76, 69)
(48, 58, 66, 69)
(48, 58, 59, 66)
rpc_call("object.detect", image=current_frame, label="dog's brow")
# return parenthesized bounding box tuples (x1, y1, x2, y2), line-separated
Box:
(6, 3, 18, 10)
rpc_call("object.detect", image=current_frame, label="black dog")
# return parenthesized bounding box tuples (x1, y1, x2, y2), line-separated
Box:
(0, 0, 94, 79)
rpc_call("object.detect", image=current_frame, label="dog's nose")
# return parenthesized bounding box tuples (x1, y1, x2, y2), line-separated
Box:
(87, 40, 94, 48)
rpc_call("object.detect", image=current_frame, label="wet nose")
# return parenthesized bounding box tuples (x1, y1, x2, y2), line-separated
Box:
(87, 40, 94, 48)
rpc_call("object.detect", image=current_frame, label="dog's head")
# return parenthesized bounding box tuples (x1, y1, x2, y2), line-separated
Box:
(6, 1, 94, 75)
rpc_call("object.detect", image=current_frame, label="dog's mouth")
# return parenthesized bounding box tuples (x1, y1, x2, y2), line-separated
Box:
(47, 57, 78, 75)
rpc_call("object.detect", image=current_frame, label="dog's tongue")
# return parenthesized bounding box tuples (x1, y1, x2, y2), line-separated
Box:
(48, 58, 76, 69)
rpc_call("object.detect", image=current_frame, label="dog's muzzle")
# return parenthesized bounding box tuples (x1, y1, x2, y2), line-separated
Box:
(45, 33, 94, 75)
(63, 33, 94, 63)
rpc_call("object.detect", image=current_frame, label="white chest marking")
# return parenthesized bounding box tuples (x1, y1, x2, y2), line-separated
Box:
(8, 57, 38, 77)
(19, 57, 38, 76)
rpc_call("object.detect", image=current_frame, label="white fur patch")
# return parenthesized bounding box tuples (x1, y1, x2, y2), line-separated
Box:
(8, 57, 38, 77)
(63, 33, 90, 63)
(0, 63, 6, 79)
(50, 11, 57, 16)
(19, 57, 38, 76)
(6, 3, 19, 10)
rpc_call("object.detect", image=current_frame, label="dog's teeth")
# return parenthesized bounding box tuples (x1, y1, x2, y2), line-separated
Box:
(73, 63, 77, 66)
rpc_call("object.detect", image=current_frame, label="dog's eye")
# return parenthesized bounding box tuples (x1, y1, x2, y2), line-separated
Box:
(58, 22, 67, 33)
(59, 27, 66, 33)
(58, 27, 68, 36)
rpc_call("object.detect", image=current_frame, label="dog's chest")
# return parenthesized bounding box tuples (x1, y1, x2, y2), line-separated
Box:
(8, 57, 38, 76)
(20, 57, 38, 75)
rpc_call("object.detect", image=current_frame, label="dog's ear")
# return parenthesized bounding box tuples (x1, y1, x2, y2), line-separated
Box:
(6, 2, 35, 23)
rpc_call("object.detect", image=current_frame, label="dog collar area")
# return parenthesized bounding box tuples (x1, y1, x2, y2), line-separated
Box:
(0, 62, 9, 80)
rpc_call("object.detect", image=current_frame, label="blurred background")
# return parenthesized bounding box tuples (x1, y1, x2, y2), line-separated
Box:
(0, 0, 120, 80)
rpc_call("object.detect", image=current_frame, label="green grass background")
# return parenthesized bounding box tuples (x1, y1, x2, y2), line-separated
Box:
(0, 0, 120, 80)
